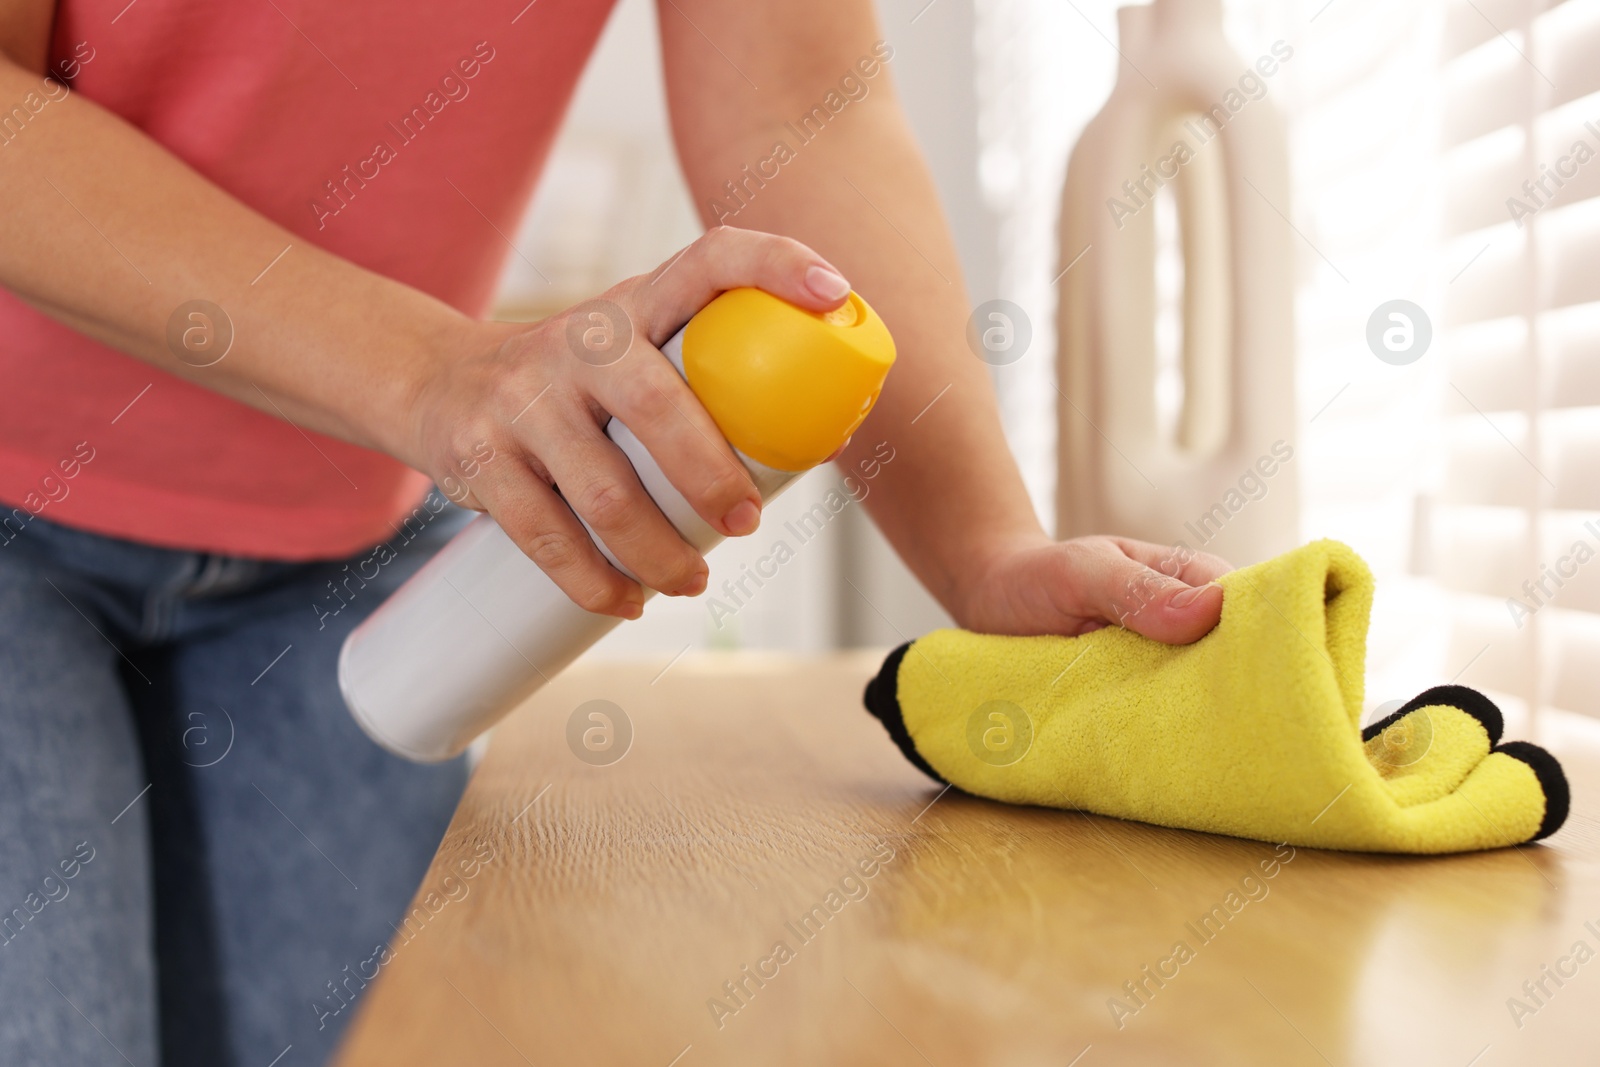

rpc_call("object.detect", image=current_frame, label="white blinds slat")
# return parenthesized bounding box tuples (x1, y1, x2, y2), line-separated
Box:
(1549, 415, 1600, 509)
(1436, 507, 1533, 596)
(1443, 230, 1527, 326)
(1443, 0, 1528, 62)
(1443, 128, 1527, 236)
(1444, 317, 1533, 411)
(1440, 416, 1543, 507)
(1536, 513, 1600, 612)
(1447, 597, 1538, 694)
(1549, 608, 1600, 713)
(1542, 2, 1600, 108)
(1441, 48, 1524, 148)
(1545, 304, 1600, 407)
(1529, 100, 1600, 217)
(1541, 200, 1600, 309)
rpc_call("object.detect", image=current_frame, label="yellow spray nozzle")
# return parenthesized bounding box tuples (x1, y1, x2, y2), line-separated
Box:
(682, 287, 897, 472)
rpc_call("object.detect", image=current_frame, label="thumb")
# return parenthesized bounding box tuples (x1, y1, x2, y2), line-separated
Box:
(1099, 555, 1224, 645)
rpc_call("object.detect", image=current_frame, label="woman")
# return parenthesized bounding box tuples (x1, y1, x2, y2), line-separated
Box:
(0, 0, 1228, 1063)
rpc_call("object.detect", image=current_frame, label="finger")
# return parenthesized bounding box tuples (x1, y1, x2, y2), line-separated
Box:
(470, 457, 645, 619)
(1091, 547, 1224, 645)
(628, 226, 851, 340)
(1111, 537, 1234, 585)
(525, 396, 710, 597)
(435, 477, 486, 513)
(582, 340, 762, 538)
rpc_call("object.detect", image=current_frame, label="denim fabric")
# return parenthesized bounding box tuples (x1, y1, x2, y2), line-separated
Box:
(0, 494, 472, 1066)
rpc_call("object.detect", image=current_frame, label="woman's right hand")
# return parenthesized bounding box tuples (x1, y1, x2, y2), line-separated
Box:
(401, 227, 856, 619)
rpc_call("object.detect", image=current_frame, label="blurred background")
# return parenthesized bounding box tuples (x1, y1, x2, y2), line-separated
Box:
(500, 0, 1600, 736)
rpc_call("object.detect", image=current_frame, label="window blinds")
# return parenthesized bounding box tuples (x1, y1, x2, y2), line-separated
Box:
(1434, 0, 1600, 723)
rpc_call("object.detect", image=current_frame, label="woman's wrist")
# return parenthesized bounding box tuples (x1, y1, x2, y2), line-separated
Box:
(940, 522, 1055, 629)
(379, 310, 520, 478)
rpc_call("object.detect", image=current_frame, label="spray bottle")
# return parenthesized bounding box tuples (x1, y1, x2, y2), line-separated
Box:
(338, 287, 897, 761)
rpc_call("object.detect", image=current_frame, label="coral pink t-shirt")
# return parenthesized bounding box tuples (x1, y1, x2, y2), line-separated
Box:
(0, 0, 616, 559)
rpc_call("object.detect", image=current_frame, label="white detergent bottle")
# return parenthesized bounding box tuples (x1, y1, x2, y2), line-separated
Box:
(338, 287, 897, 762)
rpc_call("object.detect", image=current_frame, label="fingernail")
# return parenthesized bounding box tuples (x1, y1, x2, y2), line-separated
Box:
(672, 572, 708, 598)
(723, 499, 761, 535)
(1169, 584, 1209, 609)
(805, 265, 851, 302)
(620, 600, 644, 620)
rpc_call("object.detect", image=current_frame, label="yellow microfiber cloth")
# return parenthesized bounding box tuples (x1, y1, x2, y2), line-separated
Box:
(863, 539, 1569, 853)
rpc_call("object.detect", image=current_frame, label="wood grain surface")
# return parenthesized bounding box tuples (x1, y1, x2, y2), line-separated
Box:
(334, 652, 1600, 1067)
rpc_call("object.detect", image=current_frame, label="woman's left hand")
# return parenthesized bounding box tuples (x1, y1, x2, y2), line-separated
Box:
(953, 535, 1234, 644)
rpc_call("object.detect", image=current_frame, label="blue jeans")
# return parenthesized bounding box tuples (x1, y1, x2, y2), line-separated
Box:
(0, 496, 471, 1066)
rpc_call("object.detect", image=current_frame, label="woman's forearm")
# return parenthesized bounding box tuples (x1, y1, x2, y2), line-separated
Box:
(0, 55, 473, 464)
(677, 97, 1048, 620)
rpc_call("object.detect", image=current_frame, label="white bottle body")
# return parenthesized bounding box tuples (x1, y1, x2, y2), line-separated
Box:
(338, 330, 795, 762)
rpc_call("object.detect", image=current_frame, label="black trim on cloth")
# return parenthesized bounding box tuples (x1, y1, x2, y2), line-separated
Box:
(1495, 740, 1570, 842)
(1362, 684, 1504, 745)
(863, 642, 949, 786)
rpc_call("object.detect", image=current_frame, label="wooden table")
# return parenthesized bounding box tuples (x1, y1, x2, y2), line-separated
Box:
(335, 653, 1600, 1066)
